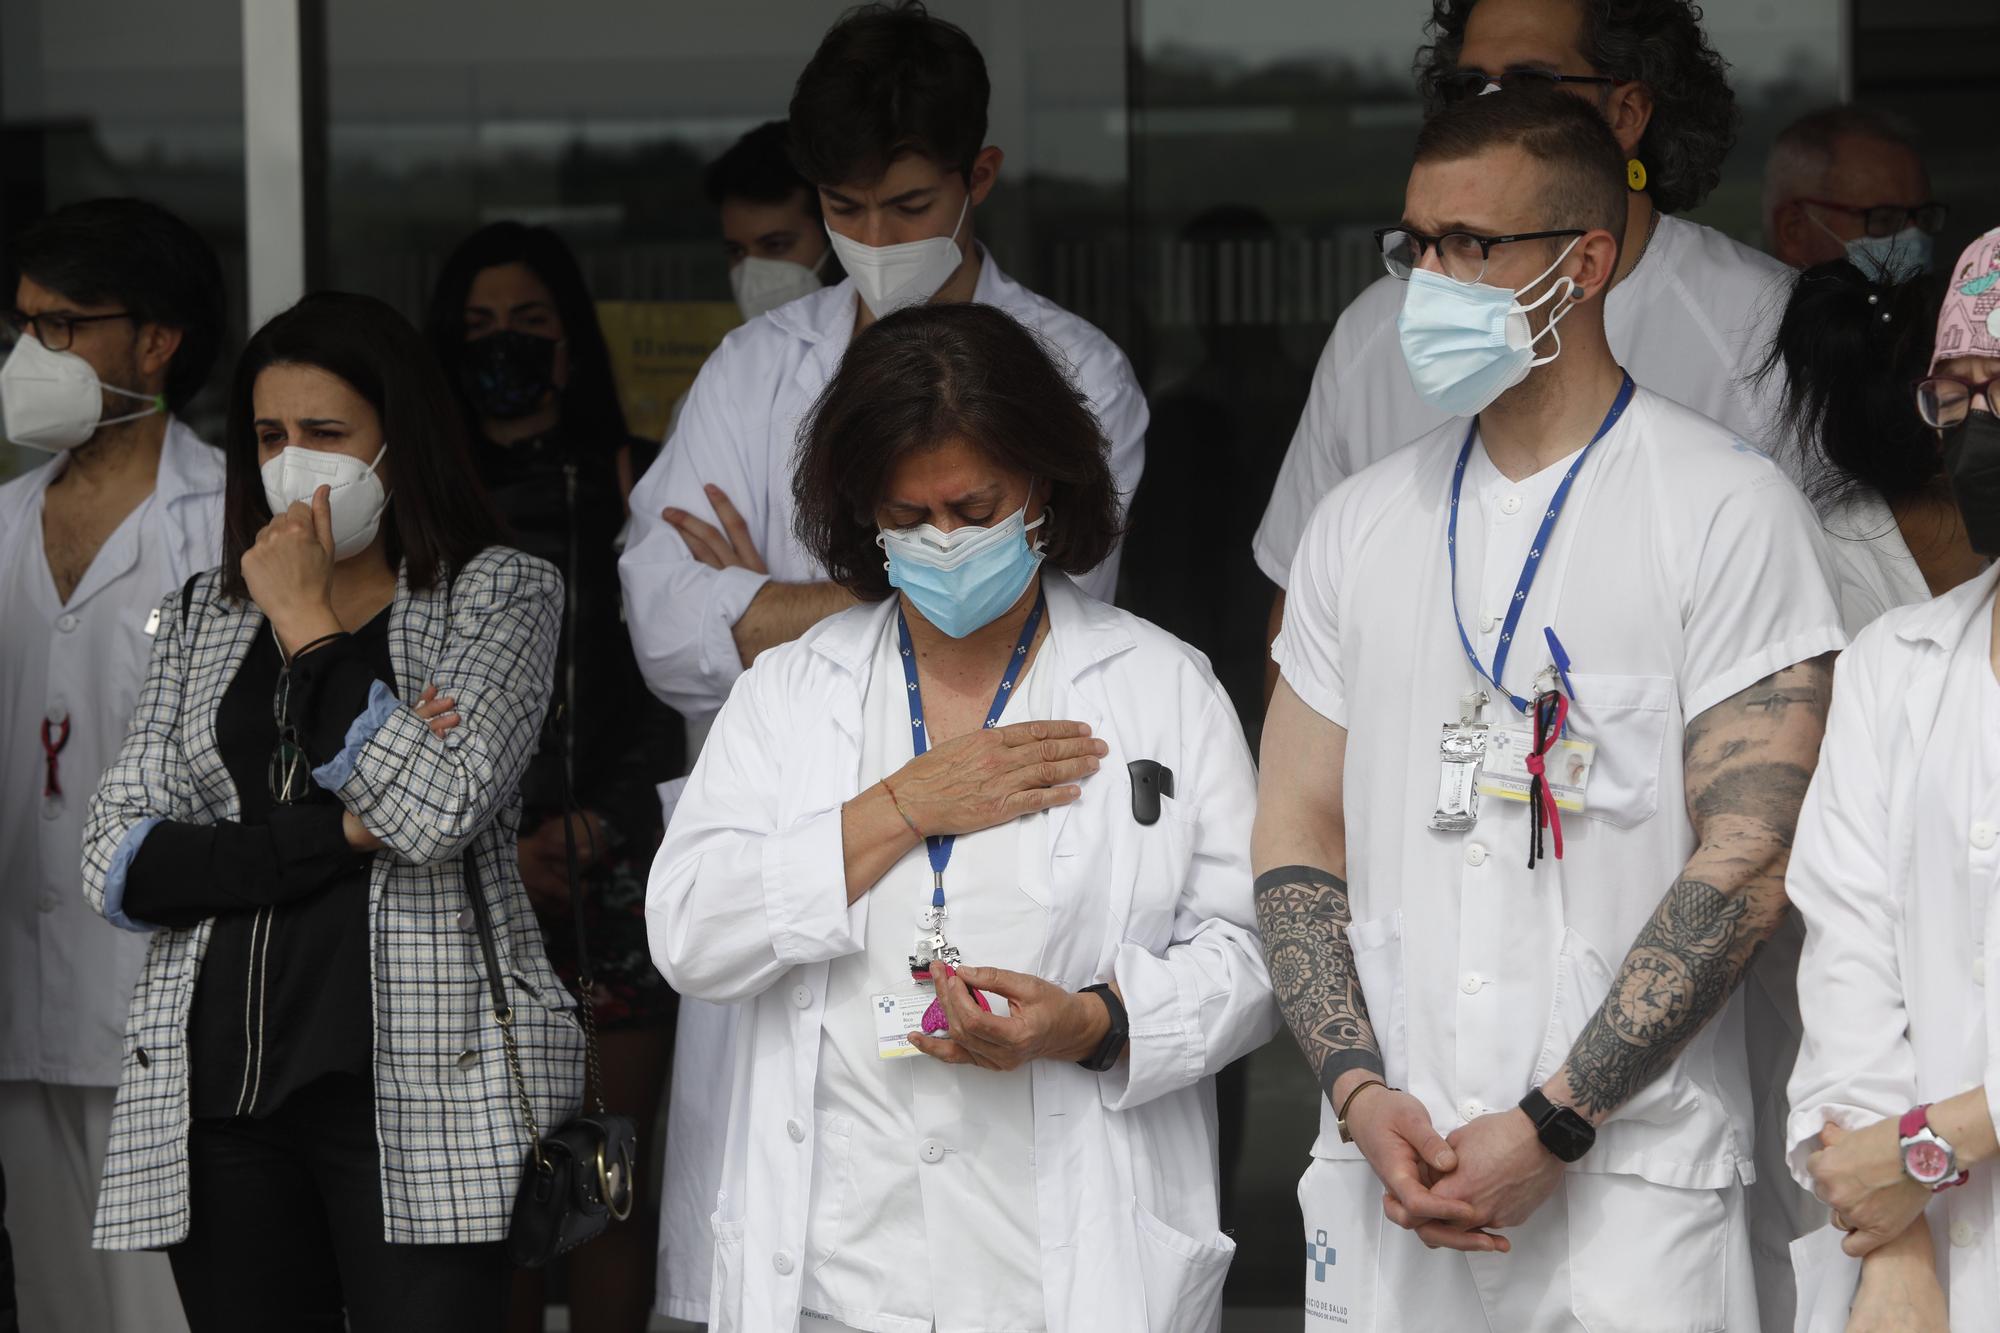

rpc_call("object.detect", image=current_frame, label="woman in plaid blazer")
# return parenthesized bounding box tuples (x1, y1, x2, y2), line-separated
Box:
(80, 293, 583, 1332)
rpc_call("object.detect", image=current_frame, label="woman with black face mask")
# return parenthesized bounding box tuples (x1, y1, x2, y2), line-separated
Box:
(1784, 226, 2000, 1333)
(426, 222, 681, 1333)
(1760, 257, 1978, 635)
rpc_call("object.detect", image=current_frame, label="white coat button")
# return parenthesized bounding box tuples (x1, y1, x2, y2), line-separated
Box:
(38, 897, 58, 915)
(791, 984, 813, 1009)
(1973, 821, 1998, 850)
(786, 1118, 805, 1143)
(1950, 1221, 1977, 1248)
(57, 613, 78, 633)
(1501, 495, 1523, 516)
(1976, 957, 1988, 987)
(919, 1138, 946, 1164)
(45, 705, 66, 726)
(1461, 973, 1481, 995)
(773, 1250, 795, 1275)
(1462, 1100, 1482, 1120)
(1465, 843, 1487, 866)
(1479, 615, 1499, 633)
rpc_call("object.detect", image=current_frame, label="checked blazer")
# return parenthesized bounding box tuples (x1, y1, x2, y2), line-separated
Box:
(81, 545, 585, 1250)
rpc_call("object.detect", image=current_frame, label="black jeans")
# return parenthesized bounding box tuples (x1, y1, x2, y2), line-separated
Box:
(168, 1073, 506, 1333)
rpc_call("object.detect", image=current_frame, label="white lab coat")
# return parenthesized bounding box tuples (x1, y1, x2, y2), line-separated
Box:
(618, 248, 1149, 728)
(646, 573, 1278, 1333)
(0, 419, 222, 1087)
(1786, 566, 2000, 1330)
(1252, 213, 1795, 589)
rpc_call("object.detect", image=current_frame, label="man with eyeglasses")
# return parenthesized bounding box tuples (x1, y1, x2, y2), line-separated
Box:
(1256, 0, 1794, 705)
(1764, 104, 1944, 281)
(0, 197, 223, 1333)
(1254, 88, 1844, 1331)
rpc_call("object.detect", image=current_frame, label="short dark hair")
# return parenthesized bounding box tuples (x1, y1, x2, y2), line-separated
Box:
(1757, 259, 1944, 508)
(222, 292, 501, 601)
(793, 303, 1119, 602)
(705, 120, 819, 220)
(1414, 85, 1629, 242)
(1764, 104, 1926, 232)
(8, 197, 225, 411)
(424, 221, 631, 452)
(1415, 0, 1738, 216)
(788, 1, 989, 186)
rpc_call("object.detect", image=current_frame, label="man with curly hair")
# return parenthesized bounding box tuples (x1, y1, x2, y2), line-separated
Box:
(1256, 0, 1794, 676)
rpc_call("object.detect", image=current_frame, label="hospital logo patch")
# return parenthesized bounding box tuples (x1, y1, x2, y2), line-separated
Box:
(1306, 1228, 1336, 1282)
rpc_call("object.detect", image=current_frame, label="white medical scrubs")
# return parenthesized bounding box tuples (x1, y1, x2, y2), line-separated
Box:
(0, 418, 221, 1333)
(1787, 568, 2000, 1331)
(799, 619, 1054, 1333)
(1273, 385, 1846, 1332)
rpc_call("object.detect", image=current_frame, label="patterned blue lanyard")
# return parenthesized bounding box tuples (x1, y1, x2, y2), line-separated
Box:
(1446, 372, 1635, 714)
(896, 586, 1047, 912)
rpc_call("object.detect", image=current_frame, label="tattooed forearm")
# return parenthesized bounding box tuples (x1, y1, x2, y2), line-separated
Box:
(1561, 877, 1766, 1115)
(1552, 656, 1832, 1120)
(1254, 864, 1382, 1094)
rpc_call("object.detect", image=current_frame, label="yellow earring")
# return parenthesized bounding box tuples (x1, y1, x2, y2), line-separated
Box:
(1626, 158, 1648, 191)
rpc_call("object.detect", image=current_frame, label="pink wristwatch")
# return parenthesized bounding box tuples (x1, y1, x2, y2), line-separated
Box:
(1899, 1104, 1970, 1191)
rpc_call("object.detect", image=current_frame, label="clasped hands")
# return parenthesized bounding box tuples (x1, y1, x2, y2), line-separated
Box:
(1345, 1082, 1569, 1254)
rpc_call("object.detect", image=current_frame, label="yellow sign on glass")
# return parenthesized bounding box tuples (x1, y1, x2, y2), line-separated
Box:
(594, 300, 742, 444)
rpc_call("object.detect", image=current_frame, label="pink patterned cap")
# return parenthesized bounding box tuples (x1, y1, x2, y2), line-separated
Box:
(1934, 225, 2000, 370)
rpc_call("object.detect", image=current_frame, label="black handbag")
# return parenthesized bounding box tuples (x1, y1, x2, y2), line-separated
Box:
(462, 801, 637, 1269)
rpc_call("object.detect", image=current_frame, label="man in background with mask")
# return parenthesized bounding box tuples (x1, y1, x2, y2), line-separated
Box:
(619, 5, 1145, 1323)
(622, 0, 1144, 737)
(1252, 90, 1843, 1331)
(707, 119, 836, 323)
(0, 197, 223, 1333)
(1763, 104, 1943, 281)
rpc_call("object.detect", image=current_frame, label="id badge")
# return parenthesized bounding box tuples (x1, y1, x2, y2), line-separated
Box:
(871, 989, 935, 1060)
(1429, 722, 1488, 832)
(1477, 726, 1596, 812)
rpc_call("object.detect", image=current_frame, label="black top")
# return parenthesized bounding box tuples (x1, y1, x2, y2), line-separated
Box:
(475, 426, 679, 837)
(123, 607, 392, 1119)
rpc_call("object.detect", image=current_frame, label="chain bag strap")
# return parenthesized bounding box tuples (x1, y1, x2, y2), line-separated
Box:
(452, 562, 637, 1269)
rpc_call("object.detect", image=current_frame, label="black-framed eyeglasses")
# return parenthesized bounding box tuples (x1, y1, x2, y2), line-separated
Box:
(269, 667, 310, 804)
(1799, 198, 1949, 240)
(1438, 68, 1619, 103)
(1916, 374, 2000, 429)
(1375, 226, 1588, 286)
(1, 309, 136, 353)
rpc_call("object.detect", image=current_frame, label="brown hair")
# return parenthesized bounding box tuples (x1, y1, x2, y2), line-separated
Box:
(1414, 83, 1629, 243)
(792, 302, 1120, 601)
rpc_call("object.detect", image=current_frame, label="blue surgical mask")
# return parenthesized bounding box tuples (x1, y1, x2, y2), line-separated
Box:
(879, 503, 1048, 638)
(1396, 237, 1582, 417)
(1846, 227, 1934, 284)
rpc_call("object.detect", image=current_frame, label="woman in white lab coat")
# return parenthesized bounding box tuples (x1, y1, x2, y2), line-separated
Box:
(646, 302, 1276, 1333)
(1787, 226, 2000, 1332)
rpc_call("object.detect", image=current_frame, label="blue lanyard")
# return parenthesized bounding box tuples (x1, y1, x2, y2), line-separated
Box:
(897, 586, 1047, 911)
(1446, 372, 1634, 714)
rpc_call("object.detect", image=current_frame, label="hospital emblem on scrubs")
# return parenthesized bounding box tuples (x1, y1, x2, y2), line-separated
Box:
(1306, 1228, 1337, 1282)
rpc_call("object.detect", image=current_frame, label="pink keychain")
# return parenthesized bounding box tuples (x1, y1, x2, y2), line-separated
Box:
(920, 961, 993, 1036)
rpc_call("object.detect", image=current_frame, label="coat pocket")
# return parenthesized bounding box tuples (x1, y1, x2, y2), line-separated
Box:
(709, 1213, 746, 1333)
(1566, 672, 1676, 828)
(1119, 799, 1200, 952)
(806, 1110, 855, 1273)
(1345, 911, 1407, 1084)
(1133, 1197, 1235, 1333)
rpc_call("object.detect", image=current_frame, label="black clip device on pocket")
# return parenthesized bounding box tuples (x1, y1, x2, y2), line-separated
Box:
(1128, 759, 1175, 826)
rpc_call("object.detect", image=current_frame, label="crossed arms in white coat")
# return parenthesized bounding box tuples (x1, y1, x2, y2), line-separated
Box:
(644, 643, 1275, 1108)
(1252, 656, 1832, 1220)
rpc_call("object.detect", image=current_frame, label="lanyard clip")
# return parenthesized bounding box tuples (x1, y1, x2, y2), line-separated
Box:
(1458, 689, 1488, 725)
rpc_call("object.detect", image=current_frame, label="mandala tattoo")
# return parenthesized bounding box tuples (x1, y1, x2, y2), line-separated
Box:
(1254, 865, 1382, 1093)
(1555, 657, 1832, 1120)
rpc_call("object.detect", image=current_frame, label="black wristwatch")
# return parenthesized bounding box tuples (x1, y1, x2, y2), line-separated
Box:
(1076, 984, 1130, 1072)
(1519, 1087, 1595, 1163)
